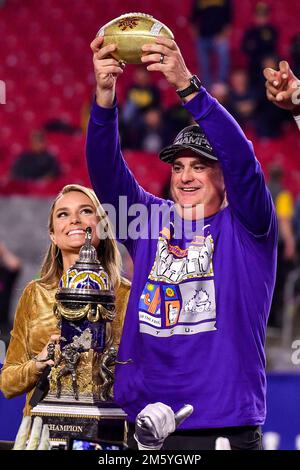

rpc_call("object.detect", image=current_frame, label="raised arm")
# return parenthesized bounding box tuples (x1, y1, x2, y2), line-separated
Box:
(141, 37, 275, 236)
(87, 37, 159, 211)
(184, 90, 275, 235)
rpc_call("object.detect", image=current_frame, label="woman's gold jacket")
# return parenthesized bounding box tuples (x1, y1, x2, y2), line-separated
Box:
(0, 278, 130, 415)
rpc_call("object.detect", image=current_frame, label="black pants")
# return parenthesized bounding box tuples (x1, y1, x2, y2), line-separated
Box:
(127, 424, 263, 450)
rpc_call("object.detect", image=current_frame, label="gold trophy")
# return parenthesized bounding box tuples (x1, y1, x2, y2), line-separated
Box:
(97, 13, 174, 64)
(30, 228, 128, 449)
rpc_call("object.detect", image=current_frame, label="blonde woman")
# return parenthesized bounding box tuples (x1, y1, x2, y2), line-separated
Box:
(0, 184, 130, 415)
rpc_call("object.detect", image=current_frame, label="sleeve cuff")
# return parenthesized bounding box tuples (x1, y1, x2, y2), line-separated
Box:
(90, 96, 118, 125)
(183, 87, 217, 121)
(28, 360, 43, 378)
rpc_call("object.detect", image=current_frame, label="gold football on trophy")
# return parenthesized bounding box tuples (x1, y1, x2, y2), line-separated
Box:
(97, 13, 174, 64)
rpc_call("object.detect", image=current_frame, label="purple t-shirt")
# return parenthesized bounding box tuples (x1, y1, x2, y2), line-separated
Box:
(86, 88, 277, 428)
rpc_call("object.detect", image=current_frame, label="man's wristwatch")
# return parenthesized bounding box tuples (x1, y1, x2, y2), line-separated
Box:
(176, 75, 202, 98)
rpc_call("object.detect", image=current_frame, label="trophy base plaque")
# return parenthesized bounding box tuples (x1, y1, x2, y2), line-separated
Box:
(31, 398, 127, 449)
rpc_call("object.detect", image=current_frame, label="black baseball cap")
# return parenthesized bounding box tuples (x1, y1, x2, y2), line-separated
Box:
(159, 124, 217, 163)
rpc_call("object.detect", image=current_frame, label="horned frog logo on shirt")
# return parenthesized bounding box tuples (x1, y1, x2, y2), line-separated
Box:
(184, 288, 211, 314)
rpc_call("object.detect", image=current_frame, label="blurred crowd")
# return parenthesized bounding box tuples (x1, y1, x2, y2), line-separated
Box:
(117, 0, 300, 152)
(268, 163, 300, 329)
(6, 2, 300, 187)
(0, 241, 21, 345)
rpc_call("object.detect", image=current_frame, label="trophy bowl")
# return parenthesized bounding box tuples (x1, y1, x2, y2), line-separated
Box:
(97, 13, 174, 64)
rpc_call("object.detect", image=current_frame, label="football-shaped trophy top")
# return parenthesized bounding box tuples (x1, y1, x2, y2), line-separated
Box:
(97, 12, 174, 64)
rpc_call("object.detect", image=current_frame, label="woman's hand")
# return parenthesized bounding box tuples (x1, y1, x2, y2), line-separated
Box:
(34, 334, 60, 372)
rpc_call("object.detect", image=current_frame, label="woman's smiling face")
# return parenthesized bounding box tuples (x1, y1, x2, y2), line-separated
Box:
(51, 190, 100, 254)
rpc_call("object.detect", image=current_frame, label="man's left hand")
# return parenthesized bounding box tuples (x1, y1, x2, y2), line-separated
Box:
(134, 402, 176, 450)
(141, 37, 193, 91)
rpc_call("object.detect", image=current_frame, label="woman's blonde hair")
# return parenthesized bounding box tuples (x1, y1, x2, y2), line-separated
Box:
(39, 184, 121, 289)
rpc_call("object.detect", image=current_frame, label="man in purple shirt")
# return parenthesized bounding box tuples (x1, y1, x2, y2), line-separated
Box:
(87, 35, 277, 450)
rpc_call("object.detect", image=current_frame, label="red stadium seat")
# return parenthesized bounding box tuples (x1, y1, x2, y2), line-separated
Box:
(1, 0, 299, 196)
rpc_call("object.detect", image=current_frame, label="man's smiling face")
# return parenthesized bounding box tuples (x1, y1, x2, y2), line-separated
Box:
(170, 151, 225, 219)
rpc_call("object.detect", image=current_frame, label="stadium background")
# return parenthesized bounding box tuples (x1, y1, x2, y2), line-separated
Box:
(0, 0, 299, 449)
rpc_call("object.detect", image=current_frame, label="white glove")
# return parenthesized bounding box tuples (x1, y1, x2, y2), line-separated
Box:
(215, 437, 231, 450)
(13, 416, 31, 450)
(263, 431, 280, 450)
(134, 402, 176, 450)
(37, 422, 50, 450)
(13, 416, 50, 450)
